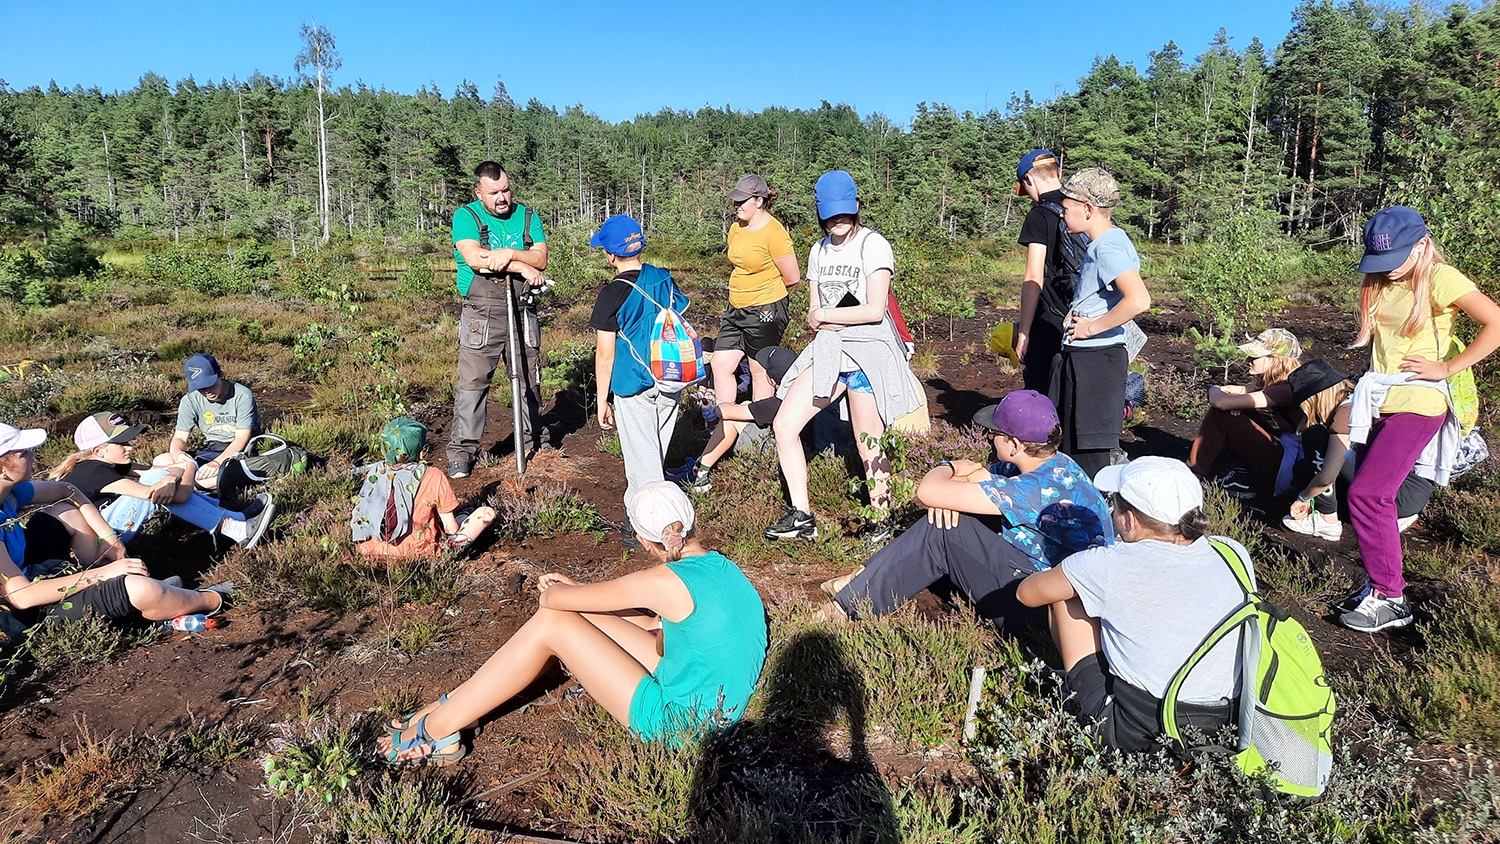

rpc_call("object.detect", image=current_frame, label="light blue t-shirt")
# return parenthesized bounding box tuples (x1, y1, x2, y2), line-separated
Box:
(1066, 226, 1139, 349)
(977, 453, 1114, 571)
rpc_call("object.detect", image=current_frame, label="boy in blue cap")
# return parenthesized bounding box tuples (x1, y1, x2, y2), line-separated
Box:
(588, 215, 693, 550)
(158, 353, 261, 491)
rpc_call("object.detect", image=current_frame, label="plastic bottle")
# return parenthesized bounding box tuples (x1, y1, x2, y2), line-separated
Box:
(155, 614, 217, 632)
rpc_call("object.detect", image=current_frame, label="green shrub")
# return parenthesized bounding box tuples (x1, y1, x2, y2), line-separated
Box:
(24, 612, 164, 673)
(138, 249, 249, 297)
(330, 779, 473, 844)
(493, 477, 602, 540)
(1424, 487, 1500, 554)
(1179, 211, 1302, 333)
(261, 710, 363, 805)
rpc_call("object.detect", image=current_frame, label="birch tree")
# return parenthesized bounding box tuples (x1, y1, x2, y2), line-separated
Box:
(295, 22, 340, 244)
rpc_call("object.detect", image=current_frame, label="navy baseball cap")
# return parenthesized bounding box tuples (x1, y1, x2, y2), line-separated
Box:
(1360, 206, 1427, 274)
(1016, 149, 1058, 195)
(590, 215, 645, 257)
(183, 353, 221, 391)
(814, 170, 859, 219)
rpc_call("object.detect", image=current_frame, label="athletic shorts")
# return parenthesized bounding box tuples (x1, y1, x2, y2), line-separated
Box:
(1065, 653, 1233, 753)
(838, 369, 874, 394)
(716, 299, 790, 357)
(41, 574, 142, 625)
(22, 513, 73, 572)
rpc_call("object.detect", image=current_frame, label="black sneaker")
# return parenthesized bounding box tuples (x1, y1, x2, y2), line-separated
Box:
(765, 509, 817, 540)
(857, 521, 894, 546)
(1213, 468, 1256, 500)
(621, 514, 642, 551)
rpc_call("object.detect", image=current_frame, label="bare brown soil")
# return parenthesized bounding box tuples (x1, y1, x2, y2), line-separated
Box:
(0, 299, 1466, 842)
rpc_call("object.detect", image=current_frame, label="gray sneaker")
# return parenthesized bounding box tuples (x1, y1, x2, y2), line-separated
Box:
(447, 462, 472, 480)
(238, 498, 277, 549)
(1333, 580, 1373, 615)
(1340, 591, 1412, 632)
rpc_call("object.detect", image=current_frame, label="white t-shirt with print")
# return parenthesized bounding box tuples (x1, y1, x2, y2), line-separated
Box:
(806, 228, 897, 369)
(807, 228, 895, 311)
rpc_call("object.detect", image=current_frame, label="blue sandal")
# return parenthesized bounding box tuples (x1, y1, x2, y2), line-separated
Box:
(389, 694, 447, 733)
(382, 714, 466, 766)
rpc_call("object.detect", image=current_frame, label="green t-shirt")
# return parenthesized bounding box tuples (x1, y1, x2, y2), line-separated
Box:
(451, 201, 547, 296)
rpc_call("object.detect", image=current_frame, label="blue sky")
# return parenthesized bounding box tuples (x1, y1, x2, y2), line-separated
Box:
(2, 0, 1302, 124)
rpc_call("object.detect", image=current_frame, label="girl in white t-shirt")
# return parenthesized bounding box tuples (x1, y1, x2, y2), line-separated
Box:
(764, 171, 918, 541)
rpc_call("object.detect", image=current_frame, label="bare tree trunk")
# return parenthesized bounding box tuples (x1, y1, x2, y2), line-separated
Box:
(1240, 82, 1258, 210)
(238, 90, 252, 191)
(316, 69, 331, 243)
(102, 130, 115, 210)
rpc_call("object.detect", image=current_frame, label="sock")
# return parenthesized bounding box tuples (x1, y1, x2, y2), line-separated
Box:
(221, 517, 248, 542)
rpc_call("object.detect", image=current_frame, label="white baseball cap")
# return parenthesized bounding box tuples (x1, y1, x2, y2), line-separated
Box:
(626, 481, 696, 544)
(0, 423, 47, 456)
(1093, 456, 1204, 526)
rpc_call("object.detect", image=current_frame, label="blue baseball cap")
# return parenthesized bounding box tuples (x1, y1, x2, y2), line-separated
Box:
(814, 170, 859, 220)
(1016, 149, 1058, 195)
(183, 353, 221, 391)
(590, 215, 645, 257)
(1360, 206, 1427, 273)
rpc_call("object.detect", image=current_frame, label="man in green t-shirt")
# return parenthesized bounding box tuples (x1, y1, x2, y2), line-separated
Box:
(447, 161, 550, 478)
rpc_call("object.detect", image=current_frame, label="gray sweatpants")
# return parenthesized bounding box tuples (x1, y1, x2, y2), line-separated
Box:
(447, 285, 543, 466)
(613, 386, 680, 508)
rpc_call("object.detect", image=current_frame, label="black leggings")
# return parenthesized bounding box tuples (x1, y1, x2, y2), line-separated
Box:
(1296, 425, 1433, 518)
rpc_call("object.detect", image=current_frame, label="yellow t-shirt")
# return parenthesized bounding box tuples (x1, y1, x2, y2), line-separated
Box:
(1372, 264, 1477, 417)
(726, 217, 795, 308)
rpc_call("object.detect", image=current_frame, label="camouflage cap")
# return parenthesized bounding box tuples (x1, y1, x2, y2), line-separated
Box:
(1237, 328, 1303, 359)
(1061, 167, 1121, 208)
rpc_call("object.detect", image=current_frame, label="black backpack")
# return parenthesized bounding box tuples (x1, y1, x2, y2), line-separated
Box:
(1039, 200, 1089, 314)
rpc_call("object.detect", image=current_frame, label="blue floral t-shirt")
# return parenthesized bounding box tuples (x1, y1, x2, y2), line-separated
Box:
(977, 453, 1113, 570)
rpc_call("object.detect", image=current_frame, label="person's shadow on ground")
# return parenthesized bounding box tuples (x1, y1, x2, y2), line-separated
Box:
(690, 629, 900, 843)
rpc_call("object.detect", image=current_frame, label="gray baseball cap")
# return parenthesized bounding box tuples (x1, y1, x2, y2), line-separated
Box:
(729, 174, 770, 202)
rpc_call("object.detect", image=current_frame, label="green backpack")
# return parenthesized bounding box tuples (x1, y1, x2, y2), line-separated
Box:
(1162, 538, 1335, 798)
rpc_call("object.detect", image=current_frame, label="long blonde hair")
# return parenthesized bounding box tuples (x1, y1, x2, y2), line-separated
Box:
(48, 448, 103, 480)
(1352, 237, 1444, 347)
(1298, 379, 1356, 432)
(1250, 354, 1301, 391)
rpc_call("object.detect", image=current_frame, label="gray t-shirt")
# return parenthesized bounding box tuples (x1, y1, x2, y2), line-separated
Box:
(175, 381, 261, 442)
(1061, 535, 1253, 704)
(1066, 225, 1139, 349)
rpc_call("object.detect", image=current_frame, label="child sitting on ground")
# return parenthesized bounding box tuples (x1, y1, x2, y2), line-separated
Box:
(351, 418, 496, 559)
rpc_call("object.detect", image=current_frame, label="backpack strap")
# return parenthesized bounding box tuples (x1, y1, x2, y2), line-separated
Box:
(1159, 537, 1260, 746)
(522, 205, 534, 251)
(463, 205, 489, 247)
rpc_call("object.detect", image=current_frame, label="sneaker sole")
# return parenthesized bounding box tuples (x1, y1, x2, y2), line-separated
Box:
(764, 527, 817, 540)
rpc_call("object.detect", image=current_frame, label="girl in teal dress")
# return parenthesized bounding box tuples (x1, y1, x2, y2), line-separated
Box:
(378, 482, 768, 764)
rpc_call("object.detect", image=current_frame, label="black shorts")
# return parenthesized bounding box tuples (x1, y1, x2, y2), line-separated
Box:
(41, 574, 142, 625)
(1064, 653, 1234, 753)
(717, 299, 790, 357)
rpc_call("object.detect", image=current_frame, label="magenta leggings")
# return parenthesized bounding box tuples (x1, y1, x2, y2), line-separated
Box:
(1348, 412, 1444, 597)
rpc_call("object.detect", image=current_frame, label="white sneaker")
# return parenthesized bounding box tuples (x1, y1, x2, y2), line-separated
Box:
(1397, 514, 1419, 533)
(1281, 512, 1343, 541)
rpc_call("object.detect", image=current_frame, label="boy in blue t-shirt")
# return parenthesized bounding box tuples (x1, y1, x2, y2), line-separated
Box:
(820, 390, 1112, 635)
(1051, 168, 1152, 478)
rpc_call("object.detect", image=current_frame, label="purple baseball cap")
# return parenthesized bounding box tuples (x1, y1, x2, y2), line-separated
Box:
(972, 389, 1060, 443)
(1360, 206, 1427, 273)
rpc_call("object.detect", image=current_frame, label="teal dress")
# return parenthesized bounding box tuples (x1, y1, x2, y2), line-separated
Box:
(627, 552, 767, 743)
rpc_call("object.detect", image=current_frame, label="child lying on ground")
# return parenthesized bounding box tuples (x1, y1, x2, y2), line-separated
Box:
(351, 417, 496, 558)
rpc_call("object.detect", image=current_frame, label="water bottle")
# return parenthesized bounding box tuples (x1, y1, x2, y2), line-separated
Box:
(155, 614, 216, 632)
